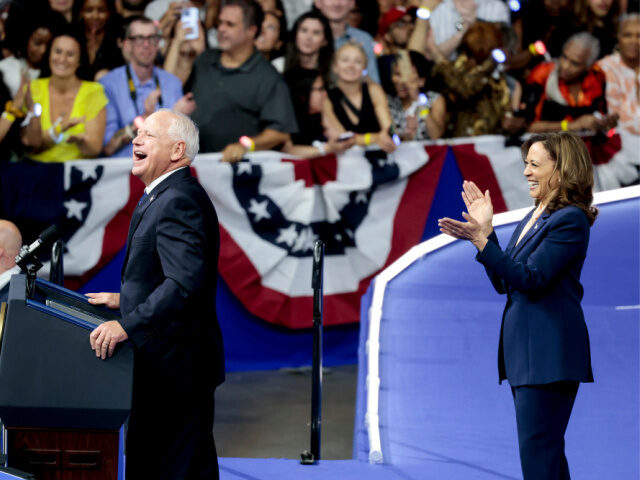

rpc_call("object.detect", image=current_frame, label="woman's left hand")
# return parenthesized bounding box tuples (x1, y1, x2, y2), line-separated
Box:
(438, 212, 488, 251)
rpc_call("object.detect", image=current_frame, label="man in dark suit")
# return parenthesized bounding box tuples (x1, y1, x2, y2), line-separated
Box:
(87, 109, 224, 480)
(0, 220, 22, 304)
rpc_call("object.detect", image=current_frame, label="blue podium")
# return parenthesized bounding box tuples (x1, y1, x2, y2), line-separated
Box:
(0, 276, 133, 480)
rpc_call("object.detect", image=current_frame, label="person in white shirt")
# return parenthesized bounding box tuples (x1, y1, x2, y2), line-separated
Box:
(430, 0, 510, 59)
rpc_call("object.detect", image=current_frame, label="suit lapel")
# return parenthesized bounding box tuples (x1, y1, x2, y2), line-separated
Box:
(121, 195, 154, 276)
(510, 211, 551, 259)
(121, 168, 192, 276)
(506, 209, 534, 257)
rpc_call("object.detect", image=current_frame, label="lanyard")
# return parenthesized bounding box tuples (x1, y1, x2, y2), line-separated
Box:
(125, 64, 163, 116)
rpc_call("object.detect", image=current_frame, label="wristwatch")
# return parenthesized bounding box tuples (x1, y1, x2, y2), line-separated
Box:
(455, 19, 465, 31)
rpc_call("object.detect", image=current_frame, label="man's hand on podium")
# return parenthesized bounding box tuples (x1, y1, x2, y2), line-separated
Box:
(86, 292, 120, 309)
(89, 320, 129, 360)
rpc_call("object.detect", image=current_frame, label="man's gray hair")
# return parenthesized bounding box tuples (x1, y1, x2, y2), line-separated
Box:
(564, 32, 601, 67)
(159, 109, 200, 162)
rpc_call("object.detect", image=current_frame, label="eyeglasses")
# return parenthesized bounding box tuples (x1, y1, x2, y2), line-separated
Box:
(127, 34, 162, 46)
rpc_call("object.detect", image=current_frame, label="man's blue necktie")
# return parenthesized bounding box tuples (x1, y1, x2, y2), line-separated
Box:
(138, 191, 148, 206)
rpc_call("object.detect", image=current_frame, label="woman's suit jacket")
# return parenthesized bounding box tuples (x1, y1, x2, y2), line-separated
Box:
(476, 205, 594, 387)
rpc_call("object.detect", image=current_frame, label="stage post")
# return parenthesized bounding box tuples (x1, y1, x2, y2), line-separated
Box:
(301, 240, 324, 465)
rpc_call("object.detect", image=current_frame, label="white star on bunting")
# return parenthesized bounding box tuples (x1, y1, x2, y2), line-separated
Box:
(64, 198, 87, 221)
(247, 198, 271, 222)
(276, 223, 298, 247)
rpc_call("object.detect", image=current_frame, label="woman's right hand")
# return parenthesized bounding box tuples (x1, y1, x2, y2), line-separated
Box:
(462, 180, 493, 236)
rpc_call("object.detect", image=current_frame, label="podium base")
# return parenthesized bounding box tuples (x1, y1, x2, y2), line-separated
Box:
(7, 428, 119, 480)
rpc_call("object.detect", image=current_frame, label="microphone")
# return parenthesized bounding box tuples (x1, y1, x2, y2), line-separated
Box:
(15, 225, 61, 269)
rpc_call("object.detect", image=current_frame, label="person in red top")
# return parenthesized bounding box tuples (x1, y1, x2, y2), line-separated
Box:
(524, 31, 618, 133)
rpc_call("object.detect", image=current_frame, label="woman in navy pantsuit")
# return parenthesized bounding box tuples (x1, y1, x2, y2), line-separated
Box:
(439, 132, 597, 480)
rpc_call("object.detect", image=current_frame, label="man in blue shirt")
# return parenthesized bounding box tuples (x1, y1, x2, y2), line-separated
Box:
(314, 0, 380, 83)
(100, 16, 187, 158)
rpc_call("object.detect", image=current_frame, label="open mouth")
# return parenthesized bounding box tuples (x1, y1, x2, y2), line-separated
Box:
(134, 151, 147, 161)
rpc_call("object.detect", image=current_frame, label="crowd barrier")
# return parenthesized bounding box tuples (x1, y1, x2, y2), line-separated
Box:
(0, 132, 637, 334)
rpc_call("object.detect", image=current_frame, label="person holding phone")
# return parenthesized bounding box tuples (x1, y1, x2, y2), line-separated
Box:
(323, 41, 396, 152)
(164, 8, 207, 85)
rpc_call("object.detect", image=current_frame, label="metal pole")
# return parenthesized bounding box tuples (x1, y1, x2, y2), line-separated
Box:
(301, 240, 324, 465)
(49, 240, 64, 286)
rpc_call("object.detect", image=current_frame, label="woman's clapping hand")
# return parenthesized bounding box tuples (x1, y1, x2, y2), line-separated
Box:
(438, 181, 493, 251)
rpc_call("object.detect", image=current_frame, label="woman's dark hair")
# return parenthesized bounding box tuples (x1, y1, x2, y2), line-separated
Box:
(41, 30, 93, 80)
(386, 50, 432, 96)
(284, 10, 334, 81)
(263, 10, 288, 60)
(3, 6, 53, 62)
(72, 0, 117, 23)
(574, 0, 619, 33)
(284, 67, 323, 145)
(521, 132, 598, 225)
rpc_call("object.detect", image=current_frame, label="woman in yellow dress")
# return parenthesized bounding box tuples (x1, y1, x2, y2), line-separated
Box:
(21, 32, 107, 162)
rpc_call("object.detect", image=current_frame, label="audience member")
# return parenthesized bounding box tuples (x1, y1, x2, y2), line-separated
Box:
(284, 10, 334, 81)
(100, 16, 185, 157)
(524, 32, 617, 134)
(510, 0, 574, 75)
(255, 9, 287, 72)
(0, 220, 22, 304)
(283, 10, 334, 149)
(22, 32, 108, 161)
(0, 72, 31, 162)
(597, 13, 640, 135)
(256, 0, 285, 15)
(0, 15, 52, 97)
(387, 50, 445, 140)
(75, 0, 125, 80)
(314, 0, 381, 83)
(403, 0, 443, 62)
(282, 71, 356, 157)
(48, 0, 75, 23)
(188, 0, 297, 160)
(429, 0, 510, 59)
(378, 6, 416, 55)
(572, 0, 619, 59)
(376, 6, 441, 97)
(163, 17, 207, 84)
(323, 41, 396, 152)
(432, 22, 520, 137)
(116, 0, 150, 18)
(284, 69, 325, 144)
(147, 0, 220, 48)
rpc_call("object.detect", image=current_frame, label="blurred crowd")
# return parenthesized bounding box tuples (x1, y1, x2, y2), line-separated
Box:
(0, 0, 637, 164)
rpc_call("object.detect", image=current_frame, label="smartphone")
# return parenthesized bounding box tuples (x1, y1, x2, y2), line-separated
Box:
(181, 7, 199, 40)
(337, 132, 355, 141)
